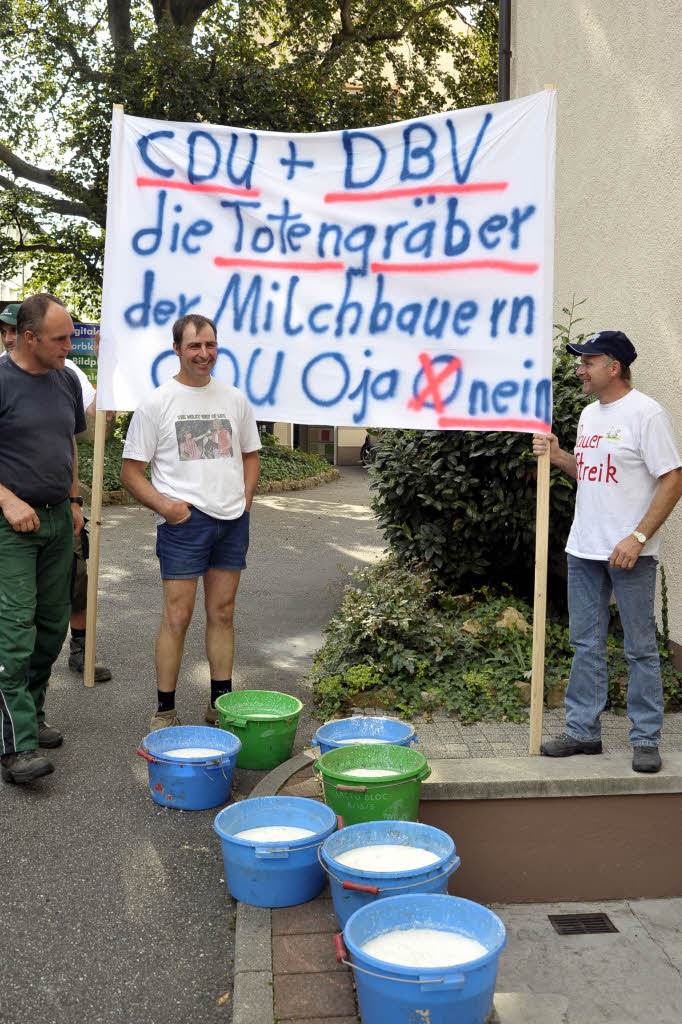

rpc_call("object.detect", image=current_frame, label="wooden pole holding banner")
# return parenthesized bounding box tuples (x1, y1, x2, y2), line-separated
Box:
(83, 409, 107, 687)
(528, 82, 556, 752)
(529, 448, 551, 752)
(83, 102, 124, 687)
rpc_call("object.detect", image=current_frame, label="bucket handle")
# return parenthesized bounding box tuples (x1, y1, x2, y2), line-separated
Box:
(319, 850, 461, 893)
(228, 717, 249, 728)
(255, 847, 290, 859)
(137, 748, 156, 764)
(335, 783, 367, 793)
(336, 815, 344, 830)
(342, 880, 380, 896)
(333, 935, 466, 988)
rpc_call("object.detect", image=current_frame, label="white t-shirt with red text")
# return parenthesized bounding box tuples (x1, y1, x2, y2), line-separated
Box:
(123, 377, 261, 522)
(566, 389, 681, 559)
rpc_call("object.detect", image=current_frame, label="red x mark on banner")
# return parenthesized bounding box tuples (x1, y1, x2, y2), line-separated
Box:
(407, 353, 462, 414)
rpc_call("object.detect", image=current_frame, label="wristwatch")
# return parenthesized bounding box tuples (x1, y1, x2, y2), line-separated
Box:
(70, 496, 84, 506)
(632, 530, 647, 544)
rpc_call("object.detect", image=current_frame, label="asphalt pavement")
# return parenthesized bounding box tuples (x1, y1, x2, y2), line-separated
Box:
(0, 468, 386, 1024)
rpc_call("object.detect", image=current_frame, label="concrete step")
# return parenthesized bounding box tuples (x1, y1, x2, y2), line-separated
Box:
(494, 991, 569, 1023)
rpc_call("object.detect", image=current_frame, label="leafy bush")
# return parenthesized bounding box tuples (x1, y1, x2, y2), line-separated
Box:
(368, 299, 593, 606)
(77, 432, 330, 488)
(259, 439, 332, 481)
(308, 557, 682, 722)
(77, 438, 129, 492)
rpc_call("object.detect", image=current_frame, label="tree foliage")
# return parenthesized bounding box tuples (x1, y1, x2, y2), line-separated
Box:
(0, 0, 498, 315)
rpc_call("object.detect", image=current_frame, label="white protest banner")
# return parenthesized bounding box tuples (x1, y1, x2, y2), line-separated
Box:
(99, 91, 555, 431)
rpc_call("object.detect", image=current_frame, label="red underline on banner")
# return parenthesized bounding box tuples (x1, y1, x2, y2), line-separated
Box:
(324, 182, 508, 202)
(437, 416, 551, 432)
(371, 260, 540, 274)
(136, 177, 260, 196)
(214, 257, 345, 271)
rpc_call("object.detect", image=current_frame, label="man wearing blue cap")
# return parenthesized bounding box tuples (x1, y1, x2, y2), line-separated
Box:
(533, 331, 682, 773)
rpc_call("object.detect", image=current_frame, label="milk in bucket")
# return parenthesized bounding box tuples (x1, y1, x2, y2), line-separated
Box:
(234, 826, 315, 841)
(334, 843, 439, 872)
(163, 747, 224, 758)
(361, 927, 487, 967)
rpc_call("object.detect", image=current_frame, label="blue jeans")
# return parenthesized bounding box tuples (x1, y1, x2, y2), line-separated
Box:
(565, 554, 662, 748)
(156, 507, 250, 579)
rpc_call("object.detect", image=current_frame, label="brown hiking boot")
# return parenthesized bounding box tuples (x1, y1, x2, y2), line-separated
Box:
(149, 708, 181, 731)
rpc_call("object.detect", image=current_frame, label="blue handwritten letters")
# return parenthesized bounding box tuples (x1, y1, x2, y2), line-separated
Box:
(99, 93, 556, 431)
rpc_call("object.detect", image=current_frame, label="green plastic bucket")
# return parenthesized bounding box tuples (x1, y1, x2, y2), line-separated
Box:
(314, 744, 430, 825)
(215, 690, 303, 770)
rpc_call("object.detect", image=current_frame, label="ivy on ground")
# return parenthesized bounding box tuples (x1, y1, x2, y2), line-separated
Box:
(308, 558, 682, 723)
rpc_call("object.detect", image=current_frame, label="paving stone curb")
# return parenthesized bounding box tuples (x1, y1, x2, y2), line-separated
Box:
(233, 751, 316, 1024)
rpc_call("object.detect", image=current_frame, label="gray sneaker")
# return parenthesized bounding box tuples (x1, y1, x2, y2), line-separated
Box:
(1, 749, 55, 784)
(540, 732, 602, 757)
(149, 708, 181, 731)
(68, 635, 112, 682)
(632, 746, 661, 773)
(205, 702, 219, 725)
(38, 722, 63, 748)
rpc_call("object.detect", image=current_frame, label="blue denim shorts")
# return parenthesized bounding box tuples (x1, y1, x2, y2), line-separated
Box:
(156, 507, 250, 579)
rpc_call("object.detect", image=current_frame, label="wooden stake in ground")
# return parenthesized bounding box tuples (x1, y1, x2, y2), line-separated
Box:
(83, 102, 125, 687)
(529, 447, 551, 752)
(84, 408, 107, 687)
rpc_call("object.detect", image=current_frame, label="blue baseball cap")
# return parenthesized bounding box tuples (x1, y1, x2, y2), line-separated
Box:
(566, 330, 637, 366)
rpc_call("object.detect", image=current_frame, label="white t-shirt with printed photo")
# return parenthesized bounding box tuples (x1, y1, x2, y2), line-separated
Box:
(566, 389, 681, 560)
(123, 377, 262, 522)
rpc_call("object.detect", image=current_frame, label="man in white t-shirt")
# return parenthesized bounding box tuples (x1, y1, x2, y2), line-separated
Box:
(533, 331, 682, 772)
(121, 314, 261, 730)
(1, 304, 111, 683)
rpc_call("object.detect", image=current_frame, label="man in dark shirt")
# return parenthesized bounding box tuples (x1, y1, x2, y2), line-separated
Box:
(0, 293, 86, 784)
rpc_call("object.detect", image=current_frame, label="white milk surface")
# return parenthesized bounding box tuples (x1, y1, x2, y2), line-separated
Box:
(334, 844, 439, 872)
(234, 826, 315, 842)
(163, 747, 224, 758)
(335, 738, 385, 745)
(247, 713, 279, 719)
(341, 768, 400, 778)
(360, 927, 488, 968)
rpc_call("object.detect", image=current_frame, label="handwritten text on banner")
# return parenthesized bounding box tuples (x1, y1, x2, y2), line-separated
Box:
(98, 91, 556, 432)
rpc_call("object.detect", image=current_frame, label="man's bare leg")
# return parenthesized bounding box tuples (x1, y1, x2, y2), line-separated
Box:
(203, 568, 242, 679)
(155, 577, 199, 692)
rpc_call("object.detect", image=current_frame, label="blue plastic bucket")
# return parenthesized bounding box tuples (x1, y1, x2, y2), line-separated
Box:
(138, 725, 241, 811)
(313, 717, 418, 756)
(321, 820, 460, 928)
(341, 894, 506, 1024)
(213, 796, 338, 907)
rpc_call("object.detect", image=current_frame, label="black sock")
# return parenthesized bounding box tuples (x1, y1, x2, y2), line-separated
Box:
(71, 627, 86, 639)
(210, 678, 232, 708)
(157, 690, 175, 713)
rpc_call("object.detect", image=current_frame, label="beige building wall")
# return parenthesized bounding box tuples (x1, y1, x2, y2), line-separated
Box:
(512, 0, 682, 642)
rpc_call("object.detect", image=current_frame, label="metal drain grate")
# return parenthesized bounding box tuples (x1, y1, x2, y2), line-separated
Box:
(549, 913, 618, 935)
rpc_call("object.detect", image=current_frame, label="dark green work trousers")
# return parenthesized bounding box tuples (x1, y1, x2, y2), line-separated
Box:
(0, 500, 73, 753)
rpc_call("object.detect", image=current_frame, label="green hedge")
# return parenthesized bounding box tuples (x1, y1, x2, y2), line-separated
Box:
(76, 433, 331, 489)
(368, 301, 592, 606)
